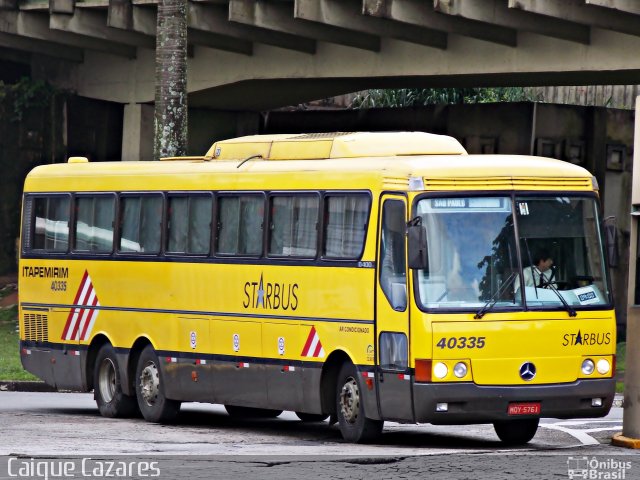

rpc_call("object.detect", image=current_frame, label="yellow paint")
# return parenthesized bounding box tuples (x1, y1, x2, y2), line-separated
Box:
(19, 132, 611, 393)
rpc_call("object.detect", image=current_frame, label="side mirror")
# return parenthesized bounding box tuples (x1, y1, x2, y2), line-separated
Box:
(408, 224, 428, 271)
(603, 216, 618, 268)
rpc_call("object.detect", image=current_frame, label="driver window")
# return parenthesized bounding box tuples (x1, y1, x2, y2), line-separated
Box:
(380, 200, 407, 310)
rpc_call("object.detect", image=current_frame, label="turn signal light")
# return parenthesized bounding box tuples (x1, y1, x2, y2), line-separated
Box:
(415, 359, 432, 383)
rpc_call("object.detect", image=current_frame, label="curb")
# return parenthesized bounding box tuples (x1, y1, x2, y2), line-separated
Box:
(0, 381, 57, 392)
(612, 433, 640, 449)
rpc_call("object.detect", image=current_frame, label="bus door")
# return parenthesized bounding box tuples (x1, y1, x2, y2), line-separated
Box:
(375, 195, 413, 422)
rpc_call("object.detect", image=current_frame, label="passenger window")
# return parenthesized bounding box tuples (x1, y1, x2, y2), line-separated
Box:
(74, 196, 115, 252)
(380, 200, 407, 310)
(167, 195, 212, 255)
(119, 195, 163, 253)
(269, 195, 319, 257)
(33, 196, 70, 252)
(217, 195, 263, 255)
(323, 195, 369, 258)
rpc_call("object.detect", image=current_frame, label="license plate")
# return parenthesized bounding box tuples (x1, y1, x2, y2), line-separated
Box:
(508, 402, 541, 416)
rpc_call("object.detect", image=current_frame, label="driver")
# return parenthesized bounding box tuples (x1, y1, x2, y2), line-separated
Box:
(523, 250, 555, 288)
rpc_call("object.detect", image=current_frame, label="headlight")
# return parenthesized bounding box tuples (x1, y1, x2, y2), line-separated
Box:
(596, 359, 610, 375)
(582, 359, 595, 375)
(453, 362, 468, 378)
(433, 362, 448, 379)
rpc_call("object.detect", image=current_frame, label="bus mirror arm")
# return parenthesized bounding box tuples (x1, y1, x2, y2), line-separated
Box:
(407, 220, 428, 271)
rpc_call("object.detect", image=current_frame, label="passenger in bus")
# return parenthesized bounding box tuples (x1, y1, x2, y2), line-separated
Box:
(523, 250, 555, 288)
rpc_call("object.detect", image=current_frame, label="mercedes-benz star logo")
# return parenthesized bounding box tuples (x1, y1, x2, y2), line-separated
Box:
(519, 362, 536, 381)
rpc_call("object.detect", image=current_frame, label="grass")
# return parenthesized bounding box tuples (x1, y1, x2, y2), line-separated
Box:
(0, 305, 38, 381)
(616, 341, 626, 393)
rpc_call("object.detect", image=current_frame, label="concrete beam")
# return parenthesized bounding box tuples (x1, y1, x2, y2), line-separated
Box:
(0, 11, 138, 57)
(108, 2, 156, 36)
(187, 28, 252, 55)
(296, 0, 447, 50)
(229, 0, 379, 52)
(509, 0, 640, 37)
(50, 8, 155, 48)
(585, 0, 640, 15)
(363, 0, 517, 47)
(431, 0, 590, 44)
(49, 0, 74, 15)
(0, 0, 17, 10)
(0, 31, 83, 61)
(188, 3, 315, 54)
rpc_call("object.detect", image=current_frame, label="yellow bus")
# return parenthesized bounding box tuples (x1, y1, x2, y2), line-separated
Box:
(18, 132, 616, 445)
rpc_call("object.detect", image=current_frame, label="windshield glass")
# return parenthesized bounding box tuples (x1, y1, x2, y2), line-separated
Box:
(416, 197, 519, 309)
(515, 196, 609, 308)
(414, 195, 610, 311)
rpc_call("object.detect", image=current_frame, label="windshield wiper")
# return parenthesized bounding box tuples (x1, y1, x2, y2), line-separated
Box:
(542, 280, 577, 317)
(474, 272, 517, 319)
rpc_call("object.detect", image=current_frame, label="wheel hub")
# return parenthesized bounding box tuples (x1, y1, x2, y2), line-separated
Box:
(139, 361, 160, 407)
(98, 358, 116, 403)
(340, 376, 360, 424)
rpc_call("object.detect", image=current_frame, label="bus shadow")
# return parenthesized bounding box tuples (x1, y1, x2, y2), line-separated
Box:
(173, 408, 506, 450)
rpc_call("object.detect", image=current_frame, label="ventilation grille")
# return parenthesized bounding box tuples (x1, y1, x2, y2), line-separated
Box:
(289, 132, 355, 140)
(423, 176, 593, 191)
(23, 313, 49, 343)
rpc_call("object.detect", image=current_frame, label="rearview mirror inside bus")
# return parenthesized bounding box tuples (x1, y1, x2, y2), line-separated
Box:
(408, 225, 428, 271)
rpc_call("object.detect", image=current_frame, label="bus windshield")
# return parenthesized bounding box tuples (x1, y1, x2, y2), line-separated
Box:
(414, 195, 610, 311)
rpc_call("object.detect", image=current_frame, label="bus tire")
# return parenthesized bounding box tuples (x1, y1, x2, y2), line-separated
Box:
(295, 412, 329, 422)
(94, 344, 139, 418)
(336, 362, 383, 443)
(225, 405, 282, 418)
(135, 345, 180, 423)
(493, 418, 539, 445)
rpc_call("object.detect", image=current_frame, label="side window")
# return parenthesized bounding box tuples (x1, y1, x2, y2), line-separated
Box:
(33, 196, 70, 252)
(119, 195, 163, 253)
(217, 195, 263, 255)
(323, 195, 370, 258)
(269, 195, 319, 257)
(380, 199, 407, 310)
(167, 195, 212, 255)
(74, 195, 115, 252)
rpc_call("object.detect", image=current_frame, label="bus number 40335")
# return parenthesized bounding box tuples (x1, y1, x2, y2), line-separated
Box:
(436, 336, 486, 349)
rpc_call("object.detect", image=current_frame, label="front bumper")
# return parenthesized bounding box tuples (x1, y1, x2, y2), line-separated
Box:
(413, 378, 615, 424)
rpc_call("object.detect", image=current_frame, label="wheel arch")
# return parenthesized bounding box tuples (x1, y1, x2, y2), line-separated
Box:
(85, 334, 112, 391)
(320, 349, 352, 416)
(125, 336, 154, 396)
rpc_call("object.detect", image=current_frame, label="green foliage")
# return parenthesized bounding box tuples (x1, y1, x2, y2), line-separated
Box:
(0, 77, 56, 121)
(0, 306, 38, 381)
(350, 87, 541, 109)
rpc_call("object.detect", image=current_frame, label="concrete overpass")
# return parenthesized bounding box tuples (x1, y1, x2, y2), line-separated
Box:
(1, 0, 640, 156)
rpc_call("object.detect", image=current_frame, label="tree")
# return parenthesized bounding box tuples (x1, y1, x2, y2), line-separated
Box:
(350, 87, 540, 109)
(154, 0, 188, 160)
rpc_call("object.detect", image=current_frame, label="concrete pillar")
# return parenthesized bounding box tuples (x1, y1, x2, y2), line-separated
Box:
(619, 95, 640, 445)
(121, 103, 153, 161)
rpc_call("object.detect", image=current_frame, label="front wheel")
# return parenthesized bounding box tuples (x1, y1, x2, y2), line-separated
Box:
(335, 362, 383, 443)
(493, 418, 539, 445)
(135, 345, 180, 423)
(94, 344, 138, 418)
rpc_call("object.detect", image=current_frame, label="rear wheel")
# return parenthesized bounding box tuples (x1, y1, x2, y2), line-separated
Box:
(493, 418, 539, 445)
(295, 412, 329, 422)
(135, 345, 180, 423)
(224, 405, 282, 418)
(336, 362, 383, 443)
(94, 344, 138, 418)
